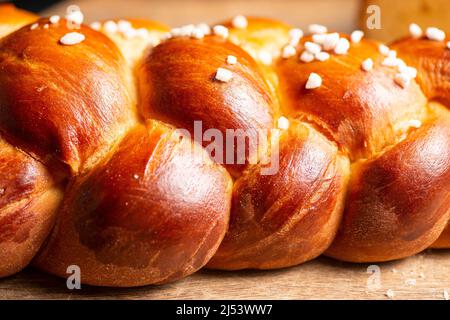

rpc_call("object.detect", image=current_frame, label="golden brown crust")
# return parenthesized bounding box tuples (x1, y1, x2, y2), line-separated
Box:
(0, 7, 448, 286)
(276, 36, 428, 161)
(429, 102, 450, 248)
(0, 18, 136, 173)
(34, 121, 232, 286)
(121, 18, 169, 32)
(392, 36, 450, 104)
(138, 36, 275, 175)
(0, 136, 63, 277)
(207, 121, 349, 269)
(325, 120, 450, 262)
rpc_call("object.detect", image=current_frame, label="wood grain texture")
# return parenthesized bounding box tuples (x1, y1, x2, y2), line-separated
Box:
(1, 251, 449, 300)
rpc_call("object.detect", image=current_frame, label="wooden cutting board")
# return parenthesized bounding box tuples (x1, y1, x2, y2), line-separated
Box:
(1, 250, 449, 300)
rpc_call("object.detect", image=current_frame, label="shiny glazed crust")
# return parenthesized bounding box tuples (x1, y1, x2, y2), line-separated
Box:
(0, 4, 449, 286)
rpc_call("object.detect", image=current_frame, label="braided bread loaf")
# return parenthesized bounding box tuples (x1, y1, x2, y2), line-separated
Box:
(0, 4, 448, 287)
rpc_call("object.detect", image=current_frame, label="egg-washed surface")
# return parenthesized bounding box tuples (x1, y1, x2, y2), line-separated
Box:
(0, 4, 448, 286)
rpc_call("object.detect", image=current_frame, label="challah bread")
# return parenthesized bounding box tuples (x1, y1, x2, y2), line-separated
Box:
(34, 122, 232, 286)
(0, 137, 63, 277)
(0, 4, 448, 286)
(204, 20, 450, 267)
(325, 118, 450, 262)
(0, 17, 136, 174)
(206, 120, 350, 269)
(390, 36, 450, 249)
(138, 34, 275, 175)
(276, 34, 428, 161)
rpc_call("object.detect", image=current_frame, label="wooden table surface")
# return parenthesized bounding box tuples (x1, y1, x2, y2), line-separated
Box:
(1, 250, 449, 300)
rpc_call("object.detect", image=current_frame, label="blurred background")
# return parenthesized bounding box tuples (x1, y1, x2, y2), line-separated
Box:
(3, 0, 450, 42)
